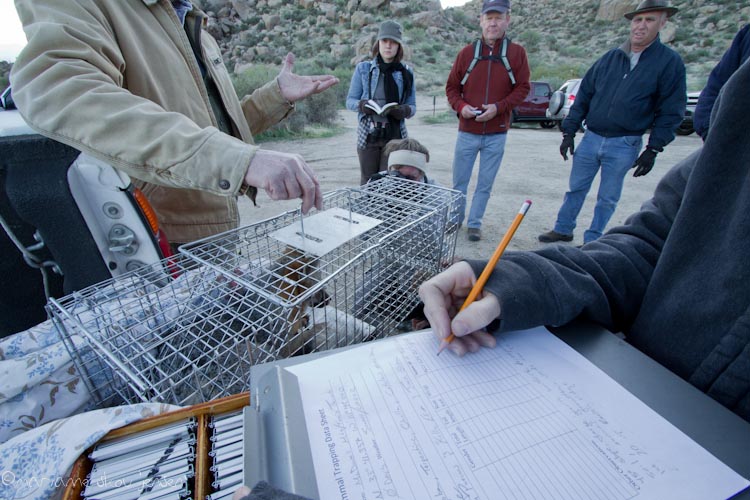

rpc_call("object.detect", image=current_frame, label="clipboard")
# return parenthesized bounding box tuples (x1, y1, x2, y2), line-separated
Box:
(242, 366, 319, 498)
(240, 326, 750, 500)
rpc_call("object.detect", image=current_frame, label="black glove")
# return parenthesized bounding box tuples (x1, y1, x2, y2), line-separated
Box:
(559, 134, 575, 161)
(358, 99, 376, 115)
(632, 147, 659, 177)
(386, 104, 410, 120)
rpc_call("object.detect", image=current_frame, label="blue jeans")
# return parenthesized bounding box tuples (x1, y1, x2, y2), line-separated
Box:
(451, 131, 507, 229)
(554, 131, 642, 243)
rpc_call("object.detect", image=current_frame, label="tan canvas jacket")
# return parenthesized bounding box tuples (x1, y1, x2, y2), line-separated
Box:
(10, 0, 293, 243)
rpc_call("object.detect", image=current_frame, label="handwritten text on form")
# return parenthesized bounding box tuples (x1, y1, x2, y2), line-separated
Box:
(286, 328, 748, 500)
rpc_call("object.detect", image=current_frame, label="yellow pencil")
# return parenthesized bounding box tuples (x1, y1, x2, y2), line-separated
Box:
(437, 199, 532, 355)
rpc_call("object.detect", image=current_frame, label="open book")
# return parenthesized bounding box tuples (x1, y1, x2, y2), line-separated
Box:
(364, 99, 398, 115)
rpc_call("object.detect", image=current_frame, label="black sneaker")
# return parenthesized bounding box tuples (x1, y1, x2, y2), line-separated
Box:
(538, 230, 573, 243)
(467, 228, 481, 241)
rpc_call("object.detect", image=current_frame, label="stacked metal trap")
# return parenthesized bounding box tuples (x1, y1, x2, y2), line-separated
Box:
(49, 177, 462, 408)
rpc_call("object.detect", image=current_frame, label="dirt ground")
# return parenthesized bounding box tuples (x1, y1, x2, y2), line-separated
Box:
(239, 95, 703, 261)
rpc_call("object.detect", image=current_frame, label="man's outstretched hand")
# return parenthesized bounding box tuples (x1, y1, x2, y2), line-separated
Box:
(277, 52, 339, 103)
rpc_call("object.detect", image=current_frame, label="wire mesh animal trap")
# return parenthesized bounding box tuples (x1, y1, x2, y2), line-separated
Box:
(49, 177, 461, 408)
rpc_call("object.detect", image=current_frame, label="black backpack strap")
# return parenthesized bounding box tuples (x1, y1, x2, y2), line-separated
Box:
(500, 37, 516, 86)
(460, 40, 482, 86)
(460, 38, 516, 87)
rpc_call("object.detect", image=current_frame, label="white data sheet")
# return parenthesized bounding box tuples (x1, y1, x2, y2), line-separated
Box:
(285, 327, 749, 500)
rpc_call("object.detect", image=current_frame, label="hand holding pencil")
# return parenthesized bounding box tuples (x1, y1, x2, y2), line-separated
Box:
(418, 200, 532, 356)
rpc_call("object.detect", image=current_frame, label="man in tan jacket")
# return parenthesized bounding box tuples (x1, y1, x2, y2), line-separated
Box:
(10, 0, 338, 245)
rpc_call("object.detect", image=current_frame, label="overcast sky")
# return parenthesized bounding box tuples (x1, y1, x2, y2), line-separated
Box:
(1, 0, 471, 61)
(1, 0, 25, 61)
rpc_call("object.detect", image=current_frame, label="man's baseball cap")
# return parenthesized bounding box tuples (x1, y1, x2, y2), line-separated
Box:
(482, 0, 510, 14)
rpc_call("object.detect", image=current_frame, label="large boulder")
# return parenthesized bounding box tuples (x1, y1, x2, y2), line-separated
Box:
(412, 11, 444, 28)
(360, 0, 388, 10)
(231, 0, 253, 18)
(263, 14, 281, 30)
(350, 11, 374, 29)
(660, 23, 676, 43)
(421, 0, 442, 12)
(318, 3, 337, 20)
(390, 2, 409, 16)
(596, 0, 638, 21)
(354, 32, 377, 58)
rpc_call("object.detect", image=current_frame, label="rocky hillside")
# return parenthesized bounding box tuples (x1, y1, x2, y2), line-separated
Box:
(3, 0, 746, 93)
(195, 0, 747, 92)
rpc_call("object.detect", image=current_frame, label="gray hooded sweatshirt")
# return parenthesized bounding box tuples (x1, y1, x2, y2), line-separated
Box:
(471, 59, 750, 422)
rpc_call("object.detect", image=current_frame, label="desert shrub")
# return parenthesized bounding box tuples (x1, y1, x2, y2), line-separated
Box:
(519, 30, 541, 51)
(330, 67, 354, 106)
(418, 42, 436, 57)
(232, 61, 342, 137)
(559, 45, 587, 58)
(682, 48, 710, 64)
(232, 64, 276, 98)
(448, 9, 467, 25)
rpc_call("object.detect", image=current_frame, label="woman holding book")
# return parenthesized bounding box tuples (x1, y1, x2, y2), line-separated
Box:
(346, 20, 417, 184)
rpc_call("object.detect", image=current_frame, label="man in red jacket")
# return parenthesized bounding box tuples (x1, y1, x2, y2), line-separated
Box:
(445, 0, 530, 242)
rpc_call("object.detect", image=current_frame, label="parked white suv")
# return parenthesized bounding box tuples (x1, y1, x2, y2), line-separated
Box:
(546, 78, 582, 131)
(676, 90, 701, 136)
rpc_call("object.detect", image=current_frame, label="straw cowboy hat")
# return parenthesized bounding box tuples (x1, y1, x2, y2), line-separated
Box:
(624, 0, 678, 20)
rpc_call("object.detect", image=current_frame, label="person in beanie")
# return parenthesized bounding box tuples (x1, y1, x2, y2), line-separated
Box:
(538, 0, 686, 245)
(346, 20, 417, 185)
(370, 138, 436, 184)
(446, 0, 531, 242)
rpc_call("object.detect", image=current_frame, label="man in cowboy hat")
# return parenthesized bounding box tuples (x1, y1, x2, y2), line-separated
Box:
(538, 0, 686, 245)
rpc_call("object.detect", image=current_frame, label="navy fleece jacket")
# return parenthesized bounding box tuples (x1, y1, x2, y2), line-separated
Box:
(562, 36, 686, 151)
(693, 24, 750, 139)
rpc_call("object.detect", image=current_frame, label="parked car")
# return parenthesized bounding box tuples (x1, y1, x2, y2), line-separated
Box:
(512, 81, 557, 128)
(676, 90, 701, 136)
(546, 78, 582, 131)
(0, 107, 170, 336)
